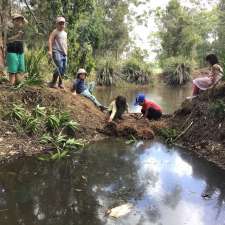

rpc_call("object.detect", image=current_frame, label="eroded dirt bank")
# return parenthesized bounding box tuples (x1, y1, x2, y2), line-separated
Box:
(169, 82, 225, 169)
(0, 84, 163, 160)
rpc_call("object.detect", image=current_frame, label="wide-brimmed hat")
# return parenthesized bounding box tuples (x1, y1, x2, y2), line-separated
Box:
(134, 94, 145, 106)
(12, 14, 28, 24)
(56, 16, 66, 24)
(77, 68, 87, 75)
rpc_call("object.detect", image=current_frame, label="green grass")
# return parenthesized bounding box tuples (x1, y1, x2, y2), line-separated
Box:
(8, 103, 84, 161)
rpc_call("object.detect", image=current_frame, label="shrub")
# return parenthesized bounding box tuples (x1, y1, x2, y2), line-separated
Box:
(159, 127, 177, 144)
(96, 57, 120, 86)
(25, 48, 46, 84)
(122, 57, 152, 85)
(161, 56, 192, 86)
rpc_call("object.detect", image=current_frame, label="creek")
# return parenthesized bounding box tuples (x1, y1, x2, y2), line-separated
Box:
(0, 83, 224, 225)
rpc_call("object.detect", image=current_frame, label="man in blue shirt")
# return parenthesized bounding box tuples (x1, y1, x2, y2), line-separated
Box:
(72, 68, 107, 111)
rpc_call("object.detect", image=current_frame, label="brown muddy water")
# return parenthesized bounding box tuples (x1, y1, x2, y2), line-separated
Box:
(0, 83, 225, 225)
(95, 82, 192, 113)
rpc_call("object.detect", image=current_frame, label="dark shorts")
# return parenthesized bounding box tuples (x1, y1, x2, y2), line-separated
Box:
(143, 108, 162, 120)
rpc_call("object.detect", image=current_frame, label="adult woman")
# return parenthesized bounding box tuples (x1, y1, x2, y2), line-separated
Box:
(190, 54, 223, 98)
(6, 14, 28, 85)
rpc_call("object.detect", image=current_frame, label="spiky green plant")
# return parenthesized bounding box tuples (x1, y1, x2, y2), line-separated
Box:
(10, 104, 27, 121)
(24, 117, 40, 134)
(33, 105, 46, 118)
(46, 114, 61, 131)
(159, 128, 177, 144)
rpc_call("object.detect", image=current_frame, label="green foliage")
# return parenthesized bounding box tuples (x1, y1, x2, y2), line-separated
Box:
(10, 104, 27, 121)
(9, 103, 83, 160)
(123, 49, 152, 76)
(10, 104, 41, 134)
(33, 105, 46, 118)
(39, 134, 84, 161)
(122, 48, 152, 85)
(25, 48, 46, 81)
(12, 49, 46, 90)
(96, 57, 120, 86)
(156, 0, 200, 61)
(159, 127, 177, 144)
(161, 56, 192, 85)
(125, 135, 137, 145)
(209, 100, 225, 119)
(10, 0, 137, 79)
(46, 114, 61, 131)
(155, 0, 221, 73)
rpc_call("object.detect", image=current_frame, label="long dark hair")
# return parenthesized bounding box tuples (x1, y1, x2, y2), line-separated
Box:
(205, 54, 219, 66)
(115, 96, 127, 119)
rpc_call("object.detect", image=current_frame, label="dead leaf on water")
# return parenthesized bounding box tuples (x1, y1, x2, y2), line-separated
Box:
(81, 176, 88, 182)
(74, 189, 83, 192)
(106, 203, 133, 218)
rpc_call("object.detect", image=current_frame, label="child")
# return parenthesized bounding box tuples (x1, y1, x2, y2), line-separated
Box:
(6, 14, 28, 85)
(72, 68, 107, 111)
(134, 94, 162, 120)
(48, 16, 67, 89)
(108, 96, 128, 122)
(188, 54, 223, 99)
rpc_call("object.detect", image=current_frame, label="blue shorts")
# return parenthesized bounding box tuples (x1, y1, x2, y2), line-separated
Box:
(52, 51, 67, 76)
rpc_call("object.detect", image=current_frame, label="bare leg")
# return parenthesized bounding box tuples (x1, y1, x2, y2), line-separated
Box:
(193, 84, 200, 96)
(15, 73, 23, 85)
(9, 73, 16, 85)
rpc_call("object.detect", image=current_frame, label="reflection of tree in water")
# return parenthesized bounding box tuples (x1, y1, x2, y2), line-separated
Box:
(163, 185, 182, 209)
(0, 140, 142, 225)
(178, 150, 225, 220)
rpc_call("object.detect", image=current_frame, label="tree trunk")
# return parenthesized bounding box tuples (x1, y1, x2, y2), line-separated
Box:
(0, 0, 11, 71)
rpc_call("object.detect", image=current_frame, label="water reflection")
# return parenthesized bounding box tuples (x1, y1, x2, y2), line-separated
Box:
(0, 140, 224, 225)
(95, 83, 192, 113)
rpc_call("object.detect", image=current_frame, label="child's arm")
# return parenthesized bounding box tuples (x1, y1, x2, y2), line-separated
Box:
(48, 30, 57, 58)
(108, 102, 116, 122)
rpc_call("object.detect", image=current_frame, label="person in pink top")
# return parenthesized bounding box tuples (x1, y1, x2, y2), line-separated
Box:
(134, 94, 162, 120)
(188, 54, 223, 99)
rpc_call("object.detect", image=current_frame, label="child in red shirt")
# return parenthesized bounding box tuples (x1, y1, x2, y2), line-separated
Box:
(134, 94, 162, 120)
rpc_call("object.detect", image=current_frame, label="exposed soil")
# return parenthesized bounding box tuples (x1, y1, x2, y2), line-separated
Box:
(0, 84, 163, 161)
(169, 82, 225, 169)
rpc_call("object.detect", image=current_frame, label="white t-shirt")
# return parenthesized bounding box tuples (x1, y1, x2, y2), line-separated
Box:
(52, 29, 67, 55)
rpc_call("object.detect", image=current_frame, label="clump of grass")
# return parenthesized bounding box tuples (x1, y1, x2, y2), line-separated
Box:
(9, 104, 83, 161)
(13, 48, 47, 90)
(159, 127, 177, 144)
(125, 135, 137, 145)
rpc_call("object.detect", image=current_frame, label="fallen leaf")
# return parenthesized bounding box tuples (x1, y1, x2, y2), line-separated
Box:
(81, 176, 88, 182)
(74, 189, 83, 192)
(107, 203, 133, 218)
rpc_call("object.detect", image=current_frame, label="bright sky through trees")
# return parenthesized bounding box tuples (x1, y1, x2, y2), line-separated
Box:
(131, 0, 219, 61)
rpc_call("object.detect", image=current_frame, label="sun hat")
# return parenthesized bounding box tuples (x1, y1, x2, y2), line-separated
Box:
(12, 14, 28, 24)
(77, 68, 87, 75)
(56, 16, 66, 24)
(134, 94, 145, 106)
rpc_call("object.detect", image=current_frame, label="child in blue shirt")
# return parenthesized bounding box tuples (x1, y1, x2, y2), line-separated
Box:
(72, 68, 107, 111)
